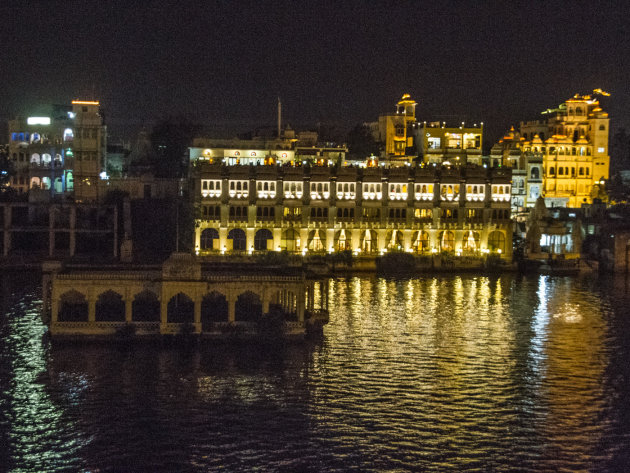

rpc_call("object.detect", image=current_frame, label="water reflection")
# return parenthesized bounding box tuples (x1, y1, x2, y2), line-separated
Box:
(1, 274, 630, 471)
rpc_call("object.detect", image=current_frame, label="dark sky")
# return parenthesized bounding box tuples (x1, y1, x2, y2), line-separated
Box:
(2, 1, 629, 145)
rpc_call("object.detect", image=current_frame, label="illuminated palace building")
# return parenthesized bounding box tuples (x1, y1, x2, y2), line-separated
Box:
(371, 94, 483, 165)
(193, 163, 513, 259)
(492, 92, 610, 210)
(7, 100, 107, 201)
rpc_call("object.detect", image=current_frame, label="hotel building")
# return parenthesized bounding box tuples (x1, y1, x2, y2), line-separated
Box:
(192, 163, 513, 259)
(415, 122, 483, 165)
(7, 100, 107, 202)
(518, 92, 610, 208)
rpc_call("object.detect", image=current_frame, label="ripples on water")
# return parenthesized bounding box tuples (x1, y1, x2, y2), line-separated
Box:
(1, 273, 630, 472)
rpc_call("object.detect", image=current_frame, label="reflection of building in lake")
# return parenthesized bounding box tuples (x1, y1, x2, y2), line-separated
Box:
(1, 202, 117, 258)
(44, 253, 329, 338)
(192, 163, 513, 259)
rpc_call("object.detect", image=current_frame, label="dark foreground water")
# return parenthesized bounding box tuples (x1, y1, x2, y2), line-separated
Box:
(1, 274, 630, 472)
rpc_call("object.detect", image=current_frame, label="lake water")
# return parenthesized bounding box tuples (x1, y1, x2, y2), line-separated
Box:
(1, 273, 630, 472)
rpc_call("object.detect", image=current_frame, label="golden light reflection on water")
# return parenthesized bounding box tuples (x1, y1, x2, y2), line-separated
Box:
(316, 275, 612, 470)
(2, 299, 86, 472)
(1, 275, 627, 472)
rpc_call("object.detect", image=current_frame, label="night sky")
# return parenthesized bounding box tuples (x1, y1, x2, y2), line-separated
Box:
(2, 1, 629, 145)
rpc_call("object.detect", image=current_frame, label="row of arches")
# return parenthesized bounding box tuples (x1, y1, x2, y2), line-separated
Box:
(57, 289, 298, 328)
(199, 228, 507, 253)
(30, 153, 63, 166)
(30, 175, 72, 193)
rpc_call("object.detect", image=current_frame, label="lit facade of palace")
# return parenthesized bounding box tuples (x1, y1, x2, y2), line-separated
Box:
(517, 92, 610, 208)
(370, 94, 483, 166)
(376, 94, 418, 163)
(192, 163, 513, 259)
(7, 100, 107, 202)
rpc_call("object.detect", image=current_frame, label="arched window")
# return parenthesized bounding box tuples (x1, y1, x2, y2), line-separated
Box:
(202, 292, 228, 329)
(200, 228, 219, 250)
(488, 231, 506, 253)
(361, 229, 377, 253)
(235, 291, 262, 322)
(462, 231, 480, 252)
(413, 231, 430, 252)
(228, 228, 246, 251)
(281, 228, 299, 252)
(254, 228, 272, 251)
(308, 229, 326, 251)
(167, 293, 194, 323)
(58, 290, 88, 322)
(95, 290, 125, 322)
(132, 290, 160, 322)
(439, 231, 455, 251)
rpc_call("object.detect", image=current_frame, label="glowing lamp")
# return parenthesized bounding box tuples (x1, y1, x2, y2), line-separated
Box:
(27, 117, 51, 125)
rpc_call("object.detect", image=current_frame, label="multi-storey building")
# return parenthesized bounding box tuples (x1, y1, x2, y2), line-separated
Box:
(371, 94, 483, 166)
(189, 136, 347, 167)
(192, 163, 513, 259)
(375, 94, 418, 163)
(7, 100, 107, 201)
(415, 122, 483, 165)
(519, 92, 610, 208)
(490, 127, 543, 214)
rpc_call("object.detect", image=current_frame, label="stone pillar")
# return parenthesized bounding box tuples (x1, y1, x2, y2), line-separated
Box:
(194, 298, 202, 333)
(228, 294, 236, 323)
(402, 230, 412, 252)
(246, 227, 255, 254)
(51, 297, 59, 324)
(125, 297, 133, 323)
(88, 294, 96, 323)
(273, 228, 282, 251)
(297, 291, 305, 323)
(160, 295, 168, 325)
(263, 287, 270, 314)
(454, 230, 463, 253)
(219, 227, 228, 253)
(69, 206, 76, 257)
(377, 229, 387, 252)
(194, 227, 201, 253)
(350, 229, 360, 252)
(299, 228, 309, 252)
(326, 228, 335, 252)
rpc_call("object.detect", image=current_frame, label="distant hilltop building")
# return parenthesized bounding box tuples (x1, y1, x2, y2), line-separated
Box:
(491, 91, 611, 211)
(7, 100, 107, 202)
